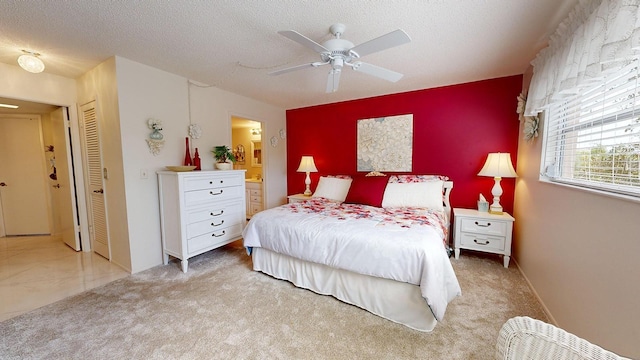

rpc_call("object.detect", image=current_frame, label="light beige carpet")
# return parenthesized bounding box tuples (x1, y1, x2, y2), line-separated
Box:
(0, 241, 547, 359)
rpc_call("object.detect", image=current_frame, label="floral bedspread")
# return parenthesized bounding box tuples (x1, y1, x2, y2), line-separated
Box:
(285, 198, 449, 245)
(242, 198, 461, 322)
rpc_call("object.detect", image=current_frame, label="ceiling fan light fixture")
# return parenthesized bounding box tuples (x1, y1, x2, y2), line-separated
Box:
(18, 51, 45, 73)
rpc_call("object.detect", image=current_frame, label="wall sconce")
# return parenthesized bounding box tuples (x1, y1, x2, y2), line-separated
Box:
(251, 128, 262, 135)
(477, 153, 517, 214)
(18, 50, 45, 73)
(297, 156, 318, 196)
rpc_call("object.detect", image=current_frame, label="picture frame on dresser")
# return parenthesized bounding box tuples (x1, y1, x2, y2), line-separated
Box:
(157, 169, 246, 272)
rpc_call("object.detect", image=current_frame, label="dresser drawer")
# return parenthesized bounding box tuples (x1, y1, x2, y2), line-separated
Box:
(187, 207, 244, 238)
(249, 189, 261, 196)
(250, 195, 262, 203)
(459, 232, 505, 252)
(187, 223, 243, 255)
(186, 202, 243, 224)
(250, 203, 263, 215)
(184, 174, 243, 191)
(185, 186, 244, 207)
(460, 218, 507, 236)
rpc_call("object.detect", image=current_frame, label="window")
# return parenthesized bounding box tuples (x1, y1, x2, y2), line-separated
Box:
(541, 59, 640, 198)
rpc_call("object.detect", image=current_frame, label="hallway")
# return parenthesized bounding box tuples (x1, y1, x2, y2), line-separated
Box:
(0, 235, 128, 321)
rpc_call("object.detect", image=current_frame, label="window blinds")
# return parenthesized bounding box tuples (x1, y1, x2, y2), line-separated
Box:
(542, 59, 640, 197)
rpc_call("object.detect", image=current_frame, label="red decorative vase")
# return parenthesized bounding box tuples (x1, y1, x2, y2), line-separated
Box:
(183, 137, 192, 166)
(193, 148, 201, 170)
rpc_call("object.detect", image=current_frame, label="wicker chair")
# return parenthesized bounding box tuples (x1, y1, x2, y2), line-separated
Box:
(496, 316, 631, 360)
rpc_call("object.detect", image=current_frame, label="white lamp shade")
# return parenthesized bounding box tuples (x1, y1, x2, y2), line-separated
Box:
(18, 54, 45, 73)
(478, 153, 517, 178)
(297, 156, 318, 173)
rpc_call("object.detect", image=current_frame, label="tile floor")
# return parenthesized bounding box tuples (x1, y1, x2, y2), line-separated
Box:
(0, 235, 129, 322)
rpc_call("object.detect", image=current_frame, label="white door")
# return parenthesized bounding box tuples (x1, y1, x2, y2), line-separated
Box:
(0, 115, 50, 236)
(79, 101, 110, 259)
(51, 108, 81, 250)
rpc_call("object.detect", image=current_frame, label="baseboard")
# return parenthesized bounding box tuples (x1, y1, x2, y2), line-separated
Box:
(512, 257, 558, 326)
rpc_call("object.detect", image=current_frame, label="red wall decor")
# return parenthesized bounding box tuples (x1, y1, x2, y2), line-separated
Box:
(286, 75, 522, 214)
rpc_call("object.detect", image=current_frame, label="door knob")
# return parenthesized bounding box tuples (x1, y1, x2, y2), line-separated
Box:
(0, 182, 6, 187)
(53, 184, 61, 189)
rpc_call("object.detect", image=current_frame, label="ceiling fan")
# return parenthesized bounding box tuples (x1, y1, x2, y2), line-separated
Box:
(269, 23, 411, 93)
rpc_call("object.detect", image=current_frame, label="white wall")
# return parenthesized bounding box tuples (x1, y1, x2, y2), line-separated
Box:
(514, 74, 640, 357)
(187, 79, 288, 208)
(114, 57, 287, 273)
(0, 63, 77, 105)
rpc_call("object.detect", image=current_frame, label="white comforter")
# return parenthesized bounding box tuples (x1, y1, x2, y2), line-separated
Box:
(242, 199, 461, 322)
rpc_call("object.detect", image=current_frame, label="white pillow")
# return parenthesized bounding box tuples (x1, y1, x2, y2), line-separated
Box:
(312, 176, 353, 202)
(381, 180, 444, 210)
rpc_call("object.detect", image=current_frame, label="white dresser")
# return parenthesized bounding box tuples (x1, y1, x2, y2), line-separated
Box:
(158, 170, 246, 272)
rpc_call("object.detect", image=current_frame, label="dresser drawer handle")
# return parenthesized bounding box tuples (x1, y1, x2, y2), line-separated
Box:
(211, 220, 224, 227)
(212, 230, 226, 237)
(209, 190, 223, 196)
(473, 239, 490, 245)
(474, 221, 491, 227)
(210, 210, 224, 216)
(208, 180, 224, 184)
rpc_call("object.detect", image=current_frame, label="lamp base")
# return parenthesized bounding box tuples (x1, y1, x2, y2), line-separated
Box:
(489, 205, 503, 215)
(303, 189, 312, 196)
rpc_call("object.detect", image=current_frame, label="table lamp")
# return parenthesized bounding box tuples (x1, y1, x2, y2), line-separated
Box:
(297, 156, 318, 196)
(477, 153, 517, 214)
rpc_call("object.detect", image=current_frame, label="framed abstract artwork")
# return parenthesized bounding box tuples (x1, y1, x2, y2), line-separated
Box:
(357, 114, 413, 172)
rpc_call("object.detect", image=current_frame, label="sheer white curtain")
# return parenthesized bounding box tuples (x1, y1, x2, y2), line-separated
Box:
(525, 0, 640, 116)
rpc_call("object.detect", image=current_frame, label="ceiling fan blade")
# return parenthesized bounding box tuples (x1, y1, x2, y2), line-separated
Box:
(352, 62, 404, 82)
(278, 30, 329, 53)
(326, 69, 342, 93)
(349, 29, 411, 58)
(268, 63, 318, 76)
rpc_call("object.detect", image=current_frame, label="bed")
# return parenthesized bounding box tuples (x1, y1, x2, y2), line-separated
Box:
(242, 174, 461, 331)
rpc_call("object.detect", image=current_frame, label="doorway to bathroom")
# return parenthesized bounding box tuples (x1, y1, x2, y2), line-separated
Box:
(231, 116, 263, 219)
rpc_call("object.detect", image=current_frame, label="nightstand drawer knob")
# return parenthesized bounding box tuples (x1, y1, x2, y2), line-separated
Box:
(474, 221, 491, 227)
(473, 239, 490, 245)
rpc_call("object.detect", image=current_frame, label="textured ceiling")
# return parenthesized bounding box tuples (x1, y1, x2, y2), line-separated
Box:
(0, 0, 578, 110)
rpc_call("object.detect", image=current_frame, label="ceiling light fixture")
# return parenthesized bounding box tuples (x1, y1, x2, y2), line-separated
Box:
(0, 103, 19, 109)
(17, 50, 45, 73)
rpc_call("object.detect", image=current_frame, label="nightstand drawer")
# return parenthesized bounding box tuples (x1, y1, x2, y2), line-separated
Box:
(460, 218, 507, 236)
(459, 233, 505, 252)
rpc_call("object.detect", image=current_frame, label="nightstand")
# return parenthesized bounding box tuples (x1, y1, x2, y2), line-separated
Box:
(452, 208, 515, 268)
(287, 193, 312, 203)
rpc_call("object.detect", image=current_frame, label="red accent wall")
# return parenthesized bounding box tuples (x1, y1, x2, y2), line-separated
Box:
(286, 75, 522, 214)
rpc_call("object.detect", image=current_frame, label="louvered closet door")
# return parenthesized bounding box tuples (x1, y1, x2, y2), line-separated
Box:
(79, 101, 110, 259)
